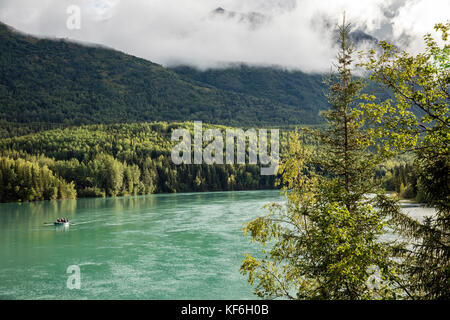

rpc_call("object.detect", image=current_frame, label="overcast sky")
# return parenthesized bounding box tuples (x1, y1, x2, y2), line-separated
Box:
(0, 0, 449, 72)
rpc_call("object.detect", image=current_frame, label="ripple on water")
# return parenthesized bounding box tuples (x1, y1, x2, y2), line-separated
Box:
(3, 190, 433, 299)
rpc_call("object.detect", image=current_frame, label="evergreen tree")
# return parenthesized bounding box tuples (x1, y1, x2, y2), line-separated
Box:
(0, 156, 76, 202)
(241, 17, 401, 300)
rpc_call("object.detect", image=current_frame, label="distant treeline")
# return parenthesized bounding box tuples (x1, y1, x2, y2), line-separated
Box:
(0, 156, 76, 202)
(377, 160, 429, 202)
(0, 121, 423, 203)
(0, 122, 276, 202)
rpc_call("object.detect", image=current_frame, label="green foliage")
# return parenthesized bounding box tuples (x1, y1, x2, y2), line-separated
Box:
(360, 23, 449, 156)
(0, 21, 330, 138)
(0, 122, 277, 202)
(241, 20, 401, 300)
(241, 135, 400, 299)
(377, 160, 424, 200)
(172, 64, 330, 124)
(77, 187, 105, 198)
(0, 21, 395, 138)
(0, 156, 76, 202)
(361, 22, 450, 300)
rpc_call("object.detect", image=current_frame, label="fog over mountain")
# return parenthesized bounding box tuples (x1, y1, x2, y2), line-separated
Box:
(0, 0, 448, 72)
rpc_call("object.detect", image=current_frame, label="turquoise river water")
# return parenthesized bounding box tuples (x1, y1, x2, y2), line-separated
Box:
(0, 190, 285, 299)
(0, 190, 435, 300)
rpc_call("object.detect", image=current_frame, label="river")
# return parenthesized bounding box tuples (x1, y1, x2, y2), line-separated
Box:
(0, 190, 435, 300)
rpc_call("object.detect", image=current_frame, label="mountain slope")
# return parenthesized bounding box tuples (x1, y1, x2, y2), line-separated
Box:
(171, 64, 329, 117)
(0, 21, 325, 137)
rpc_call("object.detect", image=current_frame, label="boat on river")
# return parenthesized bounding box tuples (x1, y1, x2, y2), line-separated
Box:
(54, 220, 70, 227)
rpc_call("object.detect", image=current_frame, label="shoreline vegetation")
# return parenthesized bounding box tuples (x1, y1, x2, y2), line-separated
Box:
(0, 122, 278, 203)
(0, 121, 423, 204)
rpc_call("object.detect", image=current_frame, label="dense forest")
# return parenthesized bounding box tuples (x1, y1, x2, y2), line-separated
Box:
(0, 120, 421, 203)
(0, 21, 328, 138)
(0, 20, 428, 204)
(171, 64, 329, 116)
(379, 160, 425, 200)
(0, 156, 76, 202)
(0, 21, 396, 138)
(0, 122, 277, 202)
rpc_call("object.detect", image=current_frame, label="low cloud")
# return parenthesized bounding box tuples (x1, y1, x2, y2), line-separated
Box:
(0, 0, 448, 72)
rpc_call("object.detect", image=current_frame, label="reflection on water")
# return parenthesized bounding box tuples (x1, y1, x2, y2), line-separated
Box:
(55, 224, 70, 232)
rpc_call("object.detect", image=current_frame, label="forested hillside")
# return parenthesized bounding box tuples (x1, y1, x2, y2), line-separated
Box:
(0, 21, 330, 138)
(171, 64, 329, 120)
(0, 120, 420, 203)
(0, 156, 76, 202)
(0, 122, 276, 202)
